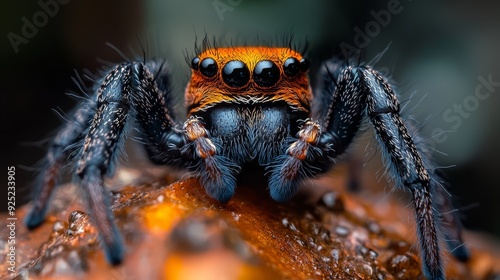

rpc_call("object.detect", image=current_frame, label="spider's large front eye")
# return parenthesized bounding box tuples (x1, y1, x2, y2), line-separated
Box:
(254, 60, 280, 87)
(222, 60, 250, 88)
(200, 57, 218, 77)
(283, 57, 301, 77)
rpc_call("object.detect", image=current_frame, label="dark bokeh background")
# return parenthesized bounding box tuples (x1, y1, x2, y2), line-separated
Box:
(1, 1, 499, 239)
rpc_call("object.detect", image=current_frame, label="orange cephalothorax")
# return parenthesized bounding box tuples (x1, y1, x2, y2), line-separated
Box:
(185, 47, 312, 115)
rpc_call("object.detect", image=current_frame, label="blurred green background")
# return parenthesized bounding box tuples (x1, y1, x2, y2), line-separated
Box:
(1, 0, 499, 238)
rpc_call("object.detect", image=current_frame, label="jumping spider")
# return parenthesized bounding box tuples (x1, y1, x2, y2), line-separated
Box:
(26, 40, 469, 279)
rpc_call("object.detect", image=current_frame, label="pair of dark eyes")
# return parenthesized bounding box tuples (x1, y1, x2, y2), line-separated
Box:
(191, 57, 309, 88)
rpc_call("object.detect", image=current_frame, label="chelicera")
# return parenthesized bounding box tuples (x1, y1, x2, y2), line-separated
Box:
(26, 41, 469, 280)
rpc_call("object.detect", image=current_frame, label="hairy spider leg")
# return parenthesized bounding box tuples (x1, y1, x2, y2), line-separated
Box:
(129, 62, 239, 203)
(26, 61, 186, 264)
(359, 66, 443, 280)
(432, 171, 470, 262)
(399, 120, 470, 263)
(72, 63, 133, 264)
(129, 61, 186, 165)
(273, 58, 456, 279)
(267, 59, 368, 202)
(25, 104, 94, 229)
(312, 58, 369, 193)
(320, 59, 470, 265)
(327, 60, 471, 279)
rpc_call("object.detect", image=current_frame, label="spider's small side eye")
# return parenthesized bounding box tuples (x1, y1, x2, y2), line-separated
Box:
(254, 60, 280, 87)
(200, 57, 218, 77)
(222, 60, 250, 88)
(191, 57, 200, 70)
(283, 57, 301, 77)
(300, 58, 310, 72)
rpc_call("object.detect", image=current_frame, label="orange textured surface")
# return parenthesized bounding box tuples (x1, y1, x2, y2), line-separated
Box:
(1, 169, 499, 280)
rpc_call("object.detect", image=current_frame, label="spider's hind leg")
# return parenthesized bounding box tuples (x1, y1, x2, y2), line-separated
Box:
(25, 102, 94, 229)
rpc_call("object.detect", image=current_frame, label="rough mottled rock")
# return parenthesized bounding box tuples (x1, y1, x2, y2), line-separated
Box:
(1, 167, 499, 280)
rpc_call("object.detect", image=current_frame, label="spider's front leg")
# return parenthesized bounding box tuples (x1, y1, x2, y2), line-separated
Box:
(316, 60, 469, 280)
(130, 63, 239, 202)
(25, 60, 187, 264)
(267, 58, 368, 202)
(271, 58, 469, 279)
(363, 66, 444, 279)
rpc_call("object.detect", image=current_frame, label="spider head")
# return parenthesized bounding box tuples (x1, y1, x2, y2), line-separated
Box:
(185, 47, 312, 115)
